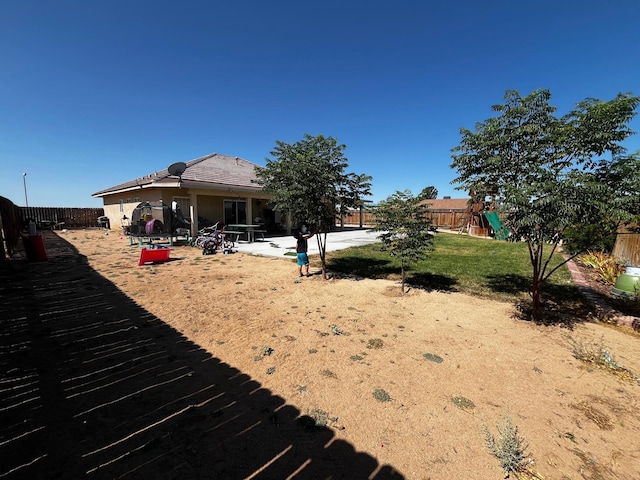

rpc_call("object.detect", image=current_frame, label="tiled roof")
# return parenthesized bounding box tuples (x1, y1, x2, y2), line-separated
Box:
(92, 153, 263, 197)
(421, 198, 469, 211)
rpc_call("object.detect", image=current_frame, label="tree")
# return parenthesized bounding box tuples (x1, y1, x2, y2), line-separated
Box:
(563, 152, 640, 254)
(451, 89, 640, 322)
(370, 190, 435, 294)
(418, 186, 438, 200)
(337, 172, 374, 228)
(255, 133, 372, 279)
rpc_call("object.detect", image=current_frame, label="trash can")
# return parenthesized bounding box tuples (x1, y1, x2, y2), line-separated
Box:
(612, 266, 640, 298)
(23, 235, 48, 262)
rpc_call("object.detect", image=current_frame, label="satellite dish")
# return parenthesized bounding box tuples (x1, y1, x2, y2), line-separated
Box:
(168, 162, 187, 178)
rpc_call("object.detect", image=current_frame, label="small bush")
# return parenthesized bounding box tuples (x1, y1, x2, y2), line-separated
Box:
(366, 338, 384, 349)
(569, 335, 609, 365)
(321, 369, 337, 378)
(373, 388, 391, 402)
(579, 251, 625, 285)
(310, 408, 328, 427)
(482, 414, 529, 474)
(563, 221, 617, 255)
(423, 352, 444, 363)
(568, 335, 640, 384)
(451, 396, 475, 412)
(329, 324, 344, 335)
(308, 408, 338, 427)
(260, 346, 274, 357)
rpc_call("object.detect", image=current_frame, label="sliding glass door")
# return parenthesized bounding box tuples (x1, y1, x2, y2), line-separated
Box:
(224, 200, 246, 225)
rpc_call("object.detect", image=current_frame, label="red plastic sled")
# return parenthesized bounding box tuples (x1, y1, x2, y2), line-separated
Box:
(138, 247, 170, 266)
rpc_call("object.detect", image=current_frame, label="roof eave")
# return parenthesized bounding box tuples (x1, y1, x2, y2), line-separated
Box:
(92, 180, 263, 198)
(180, 180, 263, 193)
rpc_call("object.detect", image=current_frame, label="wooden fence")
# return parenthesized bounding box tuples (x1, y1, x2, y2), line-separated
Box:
(425, 210, 468, 229)
(19, 207, 105, 230)
(341, 210, 377, 226)
(342, 209, 468, 229)
(612, 225, 640, 266)
(0, 196, 22, 259)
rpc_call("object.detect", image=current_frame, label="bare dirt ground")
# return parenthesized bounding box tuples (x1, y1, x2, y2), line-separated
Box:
(3, 229, 639, 479)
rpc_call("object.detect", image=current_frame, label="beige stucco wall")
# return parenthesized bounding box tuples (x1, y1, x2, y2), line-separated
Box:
(97, 187, 271, 233)
(100, 190, 165, 231)
(196, 195, 223, 226)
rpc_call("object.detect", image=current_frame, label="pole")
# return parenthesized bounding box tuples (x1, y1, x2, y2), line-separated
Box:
(22, 172, 29, 207)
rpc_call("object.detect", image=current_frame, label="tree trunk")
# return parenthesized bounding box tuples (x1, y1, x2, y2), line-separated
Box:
(528, 242, 544, 322)
(317, 233, 328, 280)
(531, 274, 542, 322)
(321, 257, 327, 279)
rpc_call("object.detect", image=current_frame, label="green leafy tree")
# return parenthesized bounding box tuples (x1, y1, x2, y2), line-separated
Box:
(255, 133, 372, 279)
(451, 89, 640, 321)
(370, 190, 435, 294)
(418, 185, 438, 200)
(562, 220, 619, 255)
(563, 153, 640, 254)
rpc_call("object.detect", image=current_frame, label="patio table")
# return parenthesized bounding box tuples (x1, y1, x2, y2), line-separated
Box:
(226, 224, 261, 242)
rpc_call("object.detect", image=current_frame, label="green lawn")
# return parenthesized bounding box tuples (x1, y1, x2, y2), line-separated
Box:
(323, 232, 583, 304)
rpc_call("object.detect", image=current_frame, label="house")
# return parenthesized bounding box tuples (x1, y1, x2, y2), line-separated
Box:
(92, 153, 274, 236)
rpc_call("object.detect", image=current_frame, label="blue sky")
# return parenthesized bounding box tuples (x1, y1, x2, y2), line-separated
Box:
(1, 0, 639, 207)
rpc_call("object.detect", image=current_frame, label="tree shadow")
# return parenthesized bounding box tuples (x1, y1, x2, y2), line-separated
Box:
(406, 272, 458, 292)
(327, 256, 398, 279)
(485, 273, 592, 325)
(485, 273, 531, 295)
(486, 273, 584, 301)
(327, 256, 458, 292)
(0, 232, 403, 479)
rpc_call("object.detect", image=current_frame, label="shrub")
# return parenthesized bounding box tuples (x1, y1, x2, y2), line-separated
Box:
(423, 352, 444, 363)
(563, 221, 617, 255)
(260, 346, 274, 357)
(308, 408, 338, 427)
(568, 335, 640, 384)
(329, 324, 344, 335)
(451, 396, 475, 412)
(373, 388, 391, 402)
(580, 251, 625, 285)
(482, 414, 529, 474)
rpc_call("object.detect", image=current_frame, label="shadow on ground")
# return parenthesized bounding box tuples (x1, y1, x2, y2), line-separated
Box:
(327, 256, 458, 292)
(326, 256, 399, 280)
(0, 232, 403, 479)
(485, 273, 584, 303)
(485, 273, 595, 324)
(406, 273, 458, 292)
(327, 255, 593, 324)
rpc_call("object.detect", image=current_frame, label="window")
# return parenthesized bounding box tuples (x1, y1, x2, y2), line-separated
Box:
(224, 200, 246, 225)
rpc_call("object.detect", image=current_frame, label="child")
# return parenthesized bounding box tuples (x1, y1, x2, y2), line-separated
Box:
(295, 225, 316, 277)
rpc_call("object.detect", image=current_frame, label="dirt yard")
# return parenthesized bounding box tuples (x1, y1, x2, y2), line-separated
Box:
(8, 229, 639, 479)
